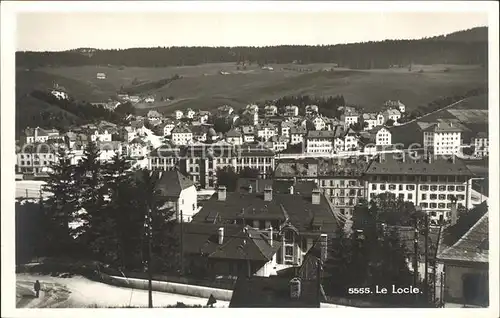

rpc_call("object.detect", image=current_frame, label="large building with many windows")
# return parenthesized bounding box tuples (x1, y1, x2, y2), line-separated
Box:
(364, 152, 474, 224)
(421, 120, 463, 155)
(16, 143, 58, 174)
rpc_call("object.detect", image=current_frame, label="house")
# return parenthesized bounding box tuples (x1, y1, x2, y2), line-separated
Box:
(343, 128, 359, 151)
(190, 125, 208, 142)
(198, 111, 210, 124)
(217, 105, 234, 116)
(284, 105, 299, 118)
(96, 72, 106, 80)
(147, 110, 162, 122)
(365, 152, 474, 224)
(98, 141, 123, 161)
(472, 132, 488, 158)
(256, 124, 276, 142)
(50, 85, 69, 100)
(305, 105, 319, 116)
(421, 120, 463, 155)
(289, 126, 307, 145)
(340, 111, 359, 128)
(171, 126, 193, 146)
(129, 96, 140, 103)
(265, 135, 288, 153)
(241, 125, 255, 143)
(229, 251, 325, 307)
(385, 100, 406, 113)
(376, 113, 385, 126)
(16, 143, 57, 174)
(148, 145, 182, 172)
(243, 108, 259, 126)
(23, 127, 60, 144)
(436, 203, 488, 307)
(361, 113, 379, 131)
(383, 108, 401, 124)
(312, 116, 327, 131)
(180, 223, 280, 279)
(126, 138, 150, 159)
(162, 120, 177, 137)
(306, 130, 335, 154)
(264, 105, 278, 117)
(144, 96, 155, 103)
(192, 185, 338, 271)
(370, 126, 392, 146)
(174, 110, 184, 120)
(226, 129, 243, 145)
(280, 121, 294, 139)
(121, 126, 137, 142)
(89, 128, 112, 142)
(131, 120, 147, 136)
(186, 108, 196, 119)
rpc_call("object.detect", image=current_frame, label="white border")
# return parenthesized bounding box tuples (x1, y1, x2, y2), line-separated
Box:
(2, 2, 499, 318)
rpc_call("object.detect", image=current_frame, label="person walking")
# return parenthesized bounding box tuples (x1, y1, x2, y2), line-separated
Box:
(34, 280, 41, 298)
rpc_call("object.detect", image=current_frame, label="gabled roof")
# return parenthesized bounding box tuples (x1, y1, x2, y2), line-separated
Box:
(226, 129, 242, 138)
(290, 126, 307, 135)
(306, 130, 335, 139)
(152, 170, 195, 197)
(171, 126, 192, 134)
(130, 120, 144, 129)
(474, 132, 488, 139)
(421, 121, 463, 133)
(369, 126, 391, 134)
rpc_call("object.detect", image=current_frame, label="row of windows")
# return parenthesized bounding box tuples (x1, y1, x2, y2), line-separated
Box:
(422, 193, 465, 200)
(420, 202, 464, 209)
(20, 161, 51, 166)
(372, 175, 467, 182)
(19, 154, 53, 159)
(370, 193, 413, 200)
(372, 184, 415, 191)
(420, 185, 466, 192)
(321, 180, 358, 187)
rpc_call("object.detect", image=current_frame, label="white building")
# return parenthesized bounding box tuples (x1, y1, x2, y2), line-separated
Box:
(23, 127, 60, 144)
(129, 96, 140, 103)
(90, 128, 112, 143)
(385, 100, 406, 113)
(162, 121, 177, 136)
(289, 126, 307, 145)
(174, 110, 184, 120)
(144, 96, 155, 103)
(377, 113, 385, 126)
(171, 126, 193, 146)
(121, 126, 137, 142)
(241, 125, 256, 143)
(362, 113, 379, 131)
(472, 132, 488, 158)
(371, 126, 392, 146)
(147, 110, 162, 122)
(280, 121, 294, 139)
(96, 72, 106, 80)
(127, 138, 150, 158)
(344, 130, 359, 151)
(422, 121, 462, 156)
(226, 129, 243, 145)
(341, 111, 359, 128)
(312, 116, 327, 131)
(50, 86, 69, 100)
(98, 141, 124, 162)
(266, 135, 288, 153)
(305, 105, 319, 116)
(243, 109, 259, 126)
(264, 105, 278, 117)
(284, 105, 299, 117)
(186, 109, 196, 119)
(366, 153, 473, 224)
(257, 124, 276, 142)
(16, 143, 57, 174)
(306, 130, 335, 154)
(383, 108, 402, 125)
(198, 111, 210, 124)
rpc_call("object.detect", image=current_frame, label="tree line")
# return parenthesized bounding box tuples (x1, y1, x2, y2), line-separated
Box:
(17, 29, 487, 69)
(16, 143, 180, 274)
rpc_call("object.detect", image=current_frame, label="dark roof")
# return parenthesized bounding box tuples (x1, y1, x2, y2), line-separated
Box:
(153, 170, 195, 197)
(172, 126, 192, 134)
(226, 129, 242, 138)
(18, 143, 56, 154)
(192, 192, 338, 234)
(149, 145, 182, 157)
(317, 158, 368, 177)
(238, 144, 275, 157)
(421, 121, 463, 133)
(274, 159, 319, 178)
(229, 276, 321, 307)
(365, 153, 474, 176)
(306, 130, 335, 139)
(290, 126, 307, 135)
(179, 223, 279, 262)
(236, 178, 315, 195)
(438, 213, 488, 263)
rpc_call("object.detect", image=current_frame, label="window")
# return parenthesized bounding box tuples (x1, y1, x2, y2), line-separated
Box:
(457, 186, 466, 192)
(406, 185, 415, 191)
(399, 194, 404, 200)
(447, 203, 452, 208)
(447, 186, 455, 191)
(430, 203, 437, 208)
(421, 194, 427, 200)
(421, 176, 428, 182)
(430, 194, 437, 200)
(285, 246, 294, 257)
(420, 203, 428, 208)
(21, 161, 25, 165)
(438, 203, 446, 209)
(421, 185, 429, 191)
(399, 185, 403, 191)
(370, 193, 375, 199)
(408, 193, 413, 200)
(340, 208, 345, 215)
(371, 184, 376, 190)
(439, 194, 446, 200)
(439, 185, 446, 191)
(380, 185, 386, 191)
(431, 176, 438, 182)
(430, 185, 438, 191)
(431, 211, 437, 216)
(457, 194, 465, 201)
(389, 184, 396, 190)
(192, 204, 195, 210)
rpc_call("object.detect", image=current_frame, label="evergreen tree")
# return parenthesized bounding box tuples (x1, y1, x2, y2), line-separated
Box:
(42, 147, 80, 252)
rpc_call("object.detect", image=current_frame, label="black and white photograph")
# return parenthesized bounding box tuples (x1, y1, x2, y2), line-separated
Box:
(1, 1, 499, 316)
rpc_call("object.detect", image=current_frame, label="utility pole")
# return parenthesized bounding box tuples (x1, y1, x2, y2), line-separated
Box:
(180, 209, 184, 276)
(147, 206, 153, 308)
(316, 258, 322, 306)
(413, 217, 419, 301)
(424, 213, 429, 303)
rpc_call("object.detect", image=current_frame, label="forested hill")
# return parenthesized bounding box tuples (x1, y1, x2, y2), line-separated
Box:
(16, 27, 488, 69)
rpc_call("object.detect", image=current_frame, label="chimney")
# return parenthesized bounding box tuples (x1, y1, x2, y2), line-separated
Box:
(218, 227, 224, 245)
(248, 184, 253, 193)
(320, 234, 328, 262)
(289, 277, 301, 299)
(289, 185, 294, 194)
(450, 200, 458, 225)
(428, 153, 433, 164)
(268, 226, 273, 246)
(217, 185, 227, 201)
(378, 155, 383, 163)
(312, 188, 321, 205)
(452, 154, 456, 164)
(264, 185, 273, 201)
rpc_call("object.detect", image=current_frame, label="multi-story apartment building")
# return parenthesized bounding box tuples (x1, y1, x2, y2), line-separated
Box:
(383, 108, 401, 124)
(317, 158, 367, 218)
(16, 143, 57, 174)
(341, 111, 359, 128)
(364, 152, 473, 224)
(305, 105, 319, 116)
(371, 126, 392, 146)
(422, 121, 462, 155)
(256, 124, 276, 142)
(226, 129, 243, 145)
(290, 126, 307, 145)
(171, 126, 193, 146)
(264, 105, 278, 117)
(148, 145, 182, 171)
(306, 130, 335, 154)
(126, 138, 150, 158)
(472, 132, 488, 158)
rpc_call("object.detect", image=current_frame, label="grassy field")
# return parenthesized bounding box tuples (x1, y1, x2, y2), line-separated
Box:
(17, 63, 487, 116)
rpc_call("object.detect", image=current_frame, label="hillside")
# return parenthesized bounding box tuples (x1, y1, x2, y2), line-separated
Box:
(16, 27, 488, 69)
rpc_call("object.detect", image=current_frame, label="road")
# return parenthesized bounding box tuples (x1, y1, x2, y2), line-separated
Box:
(16, 273, 229, 308)
(398, 98, 465, 126)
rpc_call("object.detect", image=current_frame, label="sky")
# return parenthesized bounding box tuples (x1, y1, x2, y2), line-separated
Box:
(16, 10, 489, 51)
